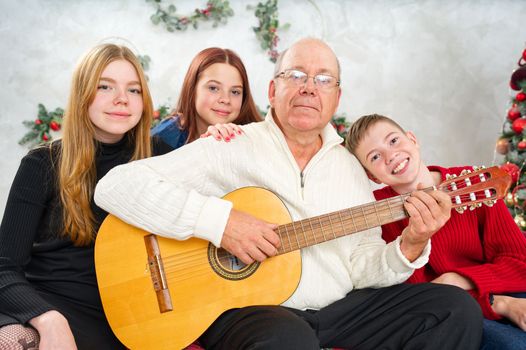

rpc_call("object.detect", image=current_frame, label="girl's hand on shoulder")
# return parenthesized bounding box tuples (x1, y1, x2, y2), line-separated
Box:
(492, 295, 526, 331)
(29, 310, 78, 349)
(200, 123, 243, 142)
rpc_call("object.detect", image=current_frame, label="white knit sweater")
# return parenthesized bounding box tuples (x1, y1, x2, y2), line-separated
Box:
(94, 114, 430, 310)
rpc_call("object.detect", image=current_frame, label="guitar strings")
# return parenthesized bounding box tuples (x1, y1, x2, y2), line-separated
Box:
(160, 190, 490, 265)
(154, 172, 496, 274)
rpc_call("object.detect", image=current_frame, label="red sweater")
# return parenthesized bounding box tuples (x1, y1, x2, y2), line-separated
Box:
(374, 165, 526, 320)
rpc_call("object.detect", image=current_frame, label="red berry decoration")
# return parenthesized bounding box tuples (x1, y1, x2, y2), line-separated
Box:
(49, 121, 61, 131)
(523, 48, 526, 60)
(42, 133, 49, 141)
(512, 118, 526, 134)
(517, 92, 526, 102)
(500, 162, 520, 183)
(35, 119, 42, 125)
(508, 105, 522, 121)
(518, 140, 526, 150)
(510, 80, 520, 91)
(153, 110, 160, 119)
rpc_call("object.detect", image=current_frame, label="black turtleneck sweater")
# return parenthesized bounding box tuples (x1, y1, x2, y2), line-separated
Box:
(0, 137, 171, 348)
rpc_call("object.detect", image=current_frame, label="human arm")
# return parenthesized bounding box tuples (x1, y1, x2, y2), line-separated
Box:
(343, 160, 434, 288)
(95, 136, 279, 262)
(0, 149, 75, 345)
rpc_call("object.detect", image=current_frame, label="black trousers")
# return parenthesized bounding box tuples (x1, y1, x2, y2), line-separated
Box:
(199, 283, 482, 350)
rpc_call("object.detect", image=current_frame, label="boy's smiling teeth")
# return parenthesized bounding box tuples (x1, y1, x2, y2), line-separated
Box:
(392, 159, 408, 174)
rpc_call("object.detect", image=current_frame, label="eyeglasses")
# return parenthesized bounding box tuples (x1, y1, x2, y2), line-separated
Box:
(275, 69, 340, 89)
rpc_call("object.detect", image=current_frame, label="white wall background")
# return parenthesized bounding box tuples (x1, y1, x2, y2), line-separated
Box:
(0, 0, 524, 217)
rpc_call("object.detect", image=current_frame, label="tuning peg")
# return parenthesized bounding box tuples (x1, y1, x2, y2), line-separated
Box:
(483, 200, 496, 207)
(460, 169, 472, 176)
(469, 202, 482, 210)
(455, 206, 467, 214)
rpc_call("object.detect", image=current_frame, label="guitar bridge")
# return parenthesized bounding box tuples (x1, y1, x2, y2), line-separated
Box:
(144, 234, 173, 313)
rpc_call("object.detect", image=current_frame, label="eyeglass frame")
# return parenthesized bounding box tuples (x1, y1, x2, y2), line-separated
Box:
(274, 69, 341, 89)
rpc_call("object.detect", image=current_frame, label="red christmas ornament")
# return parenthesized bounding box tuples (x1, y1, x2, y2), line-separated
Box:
(42, 133, 49, 141)
(508, 104, 522, 121)
(512, 118, 526, 134)
(510, 80, 520, 91)
(518, 140, 526, 150)
(523, 48, 526, 61)
(153, 110, 160, 119)
(517, 92, 526, 102)
(496, 138, 510, 155)
(500, 162, 520, 183)
(49, 121, 61, 131)
(35, 119, 42, 125)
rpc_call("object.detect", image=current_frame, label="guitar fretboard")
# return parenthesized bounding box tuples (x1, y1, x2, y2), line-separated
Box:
(275, 194, 410, 254)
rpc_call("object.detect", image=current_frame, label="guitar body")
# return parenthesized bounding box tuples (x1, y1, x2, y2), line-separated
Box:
(95, 187, 301, 349)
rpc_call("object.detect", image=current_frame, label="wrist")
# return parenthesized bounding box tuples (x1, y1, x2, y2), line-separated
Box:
(491, 295, 509, 316)
(29, 310, 68, 332)
(399, 235, 428, 262)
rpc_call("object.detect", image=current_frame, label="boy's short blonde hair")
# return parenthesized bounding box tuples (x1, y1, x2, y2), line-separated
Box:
(345, 113, 405, 156)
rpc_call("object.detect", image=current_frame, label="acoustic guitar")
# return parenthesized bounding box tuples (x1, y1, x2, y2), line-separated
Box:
(95, 166, 510, 349)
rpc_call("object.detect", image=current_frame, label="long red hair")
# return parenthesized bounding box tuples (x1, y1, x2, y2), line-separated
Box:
(176, 47, 261, 142)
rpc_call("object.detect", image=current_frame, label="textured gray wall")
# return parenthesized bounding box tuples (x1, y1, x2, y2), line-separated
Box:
(1, 0, 524, 217)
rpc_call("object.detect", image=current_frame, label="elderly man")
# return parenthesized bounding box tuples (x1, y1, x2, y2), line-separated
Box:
(95, 38, 482, 349)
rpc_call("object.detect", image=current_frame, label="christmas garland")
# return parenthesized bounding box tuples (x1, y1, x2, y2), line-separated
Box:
(19, 104, 64, 147)
(147, 0, 234, 31)
(248, 0, 289, 62)
(147, 0, 288, 62)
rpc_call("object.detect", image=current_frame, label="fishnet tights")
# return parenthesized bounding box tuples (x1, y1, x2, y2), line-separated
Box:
(0, 324, 39, 350)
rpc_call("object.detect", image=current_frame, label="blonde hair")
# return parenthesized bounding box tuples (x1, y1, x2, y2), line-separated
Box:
(345, 113, 405, 156)
(58, 43, 152, 245)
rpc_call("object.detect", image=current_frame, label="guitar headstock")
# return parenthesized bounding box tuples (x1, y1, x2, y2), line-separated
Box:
(438, 166, 512, 214)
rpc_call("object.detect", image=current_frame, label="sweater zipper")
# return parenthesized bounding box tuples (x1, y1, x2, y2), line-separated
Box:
(300, 171, 305, 198)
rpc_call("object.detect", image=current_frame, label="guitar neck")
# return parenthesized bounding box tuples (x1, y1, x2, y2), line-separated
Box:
(274, 166, 512, 255)
(275, 194, 410, 254)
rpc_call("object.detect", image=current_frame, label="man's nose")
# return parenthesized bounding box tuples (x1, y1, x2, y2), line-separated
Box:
(299, 77, 317, 95)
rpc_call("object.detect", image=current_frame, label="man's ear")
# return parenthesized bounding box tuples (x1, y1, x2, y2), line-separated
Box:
(366, 169, 382, 184)
(268, 79, 276, 107)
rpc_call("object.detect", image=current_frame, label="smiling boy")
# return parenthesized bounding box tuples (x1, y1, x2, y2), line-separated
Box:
(346, 113, 526, 349)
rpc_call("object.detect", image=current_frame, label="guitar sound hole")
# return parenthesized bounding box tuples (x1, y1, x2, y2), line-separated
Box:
(207, 244, 259, 280)
(216, 248, 247, 271)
